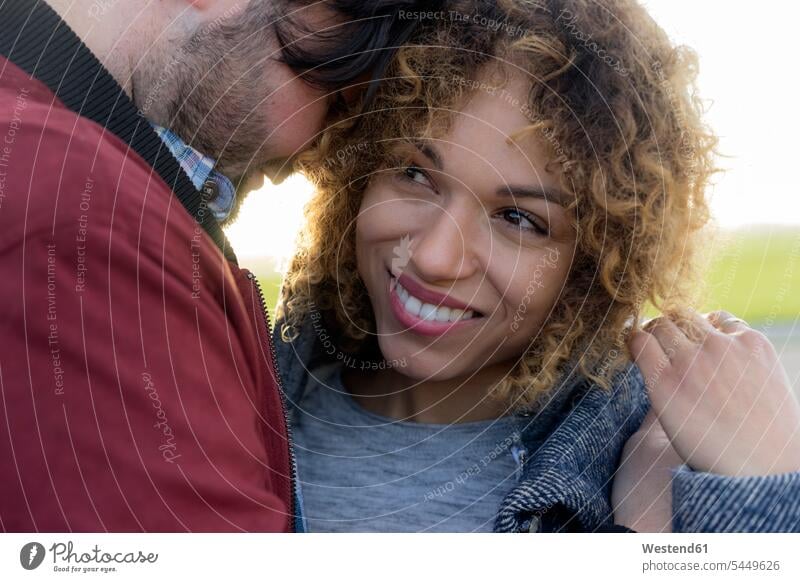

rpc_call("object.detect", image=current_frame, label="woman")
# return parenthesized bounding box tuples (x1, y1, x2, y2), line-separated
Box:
(272, 0, 800, 532)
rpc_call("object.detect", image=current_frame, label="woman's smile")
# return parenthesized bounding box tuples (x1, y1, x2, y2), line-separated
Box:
(388, 271, 484, 337)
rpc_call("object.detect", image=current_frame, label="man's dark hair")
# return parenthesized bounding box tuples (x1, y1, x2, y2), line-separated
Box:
(275, 0, 447, 105)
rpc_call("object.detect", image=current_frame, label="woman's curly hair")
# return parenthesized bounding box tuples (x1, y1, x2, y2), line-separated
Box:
(277, 0, 718, 410)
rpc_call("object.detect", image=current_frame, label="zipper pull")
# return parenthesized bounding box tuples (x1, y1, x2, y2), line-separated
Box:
(510, 444, 527, 483)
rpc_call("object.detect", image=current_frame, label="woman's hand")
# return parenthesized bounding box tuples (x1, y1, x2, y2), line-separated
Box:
(629, 310, 800, 477)
(612, 408, 681, 532)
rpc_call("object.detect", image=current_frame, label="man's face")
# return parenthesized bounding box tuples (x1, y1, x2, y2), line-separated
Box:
(152, 1, 341, 191)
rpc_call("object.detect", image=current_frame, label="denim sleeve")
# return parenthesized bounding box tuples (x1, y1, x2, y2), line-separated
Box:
(671, 463, 800, 532)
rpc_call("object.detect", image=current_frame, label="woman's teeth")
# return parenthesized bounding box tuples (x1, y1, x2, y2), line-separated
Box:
(394, 281, 475, 323)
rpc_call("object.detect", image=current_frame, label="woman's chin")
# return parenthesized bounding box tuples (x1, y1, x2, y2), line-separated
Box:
(375, 341, 470, 381)
(393, 365, 466, 383)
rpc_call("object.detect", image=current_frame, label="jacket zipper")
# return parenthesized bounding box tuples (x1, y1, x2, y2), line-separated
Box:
(246, 270, 298, 531)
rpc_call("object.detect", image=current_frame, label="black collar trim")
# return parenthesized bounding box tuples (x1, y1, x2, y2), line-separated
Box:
(0, 0, 237, 263)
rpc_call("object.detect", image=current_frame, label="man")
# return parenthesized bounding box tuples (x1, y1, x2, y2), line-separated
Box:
(0, 0, 441, 532)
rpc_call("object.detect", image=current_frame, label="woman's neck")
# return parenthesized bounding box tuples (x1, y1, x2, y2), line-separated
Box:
(342, 361, 515, 424)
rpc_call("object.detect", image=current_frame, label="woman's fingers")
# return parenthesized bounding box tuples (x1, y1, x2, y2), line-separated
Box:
(612, 410, 680, 533)
(632, 308, 800, 476)
(628, 328, 666, 367)
(633, 310, 722, 367)
(680, 309, 718, 342)
(706, 310, 750, 334)
(628, 327, 675, 413)
(644, 316, 693, 358)
(629, 312, 713, 415)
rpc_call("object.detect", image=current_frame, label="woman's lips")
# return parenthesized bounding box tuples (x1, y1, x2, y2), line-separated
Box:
(394, 272, 474, 311)
(387, 274, 482, 337)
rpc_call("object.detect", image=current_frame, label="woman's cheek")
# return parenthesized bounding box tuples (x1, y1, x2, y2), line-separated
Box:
(358, 191, 425, 242)
(501, 247, 571, 334)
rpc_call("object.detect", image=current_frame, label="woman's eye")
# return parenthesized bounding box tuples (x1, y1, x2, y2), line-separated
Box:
(499, 208, 548, 236)
(401, 165, 433, 189)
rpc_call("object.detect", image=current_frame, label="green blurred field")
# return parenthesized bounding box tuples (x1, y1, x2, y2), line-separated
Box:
(256, 274, 284, 322)
(697, 228, 800, 323)
(256, 228, 800, 325)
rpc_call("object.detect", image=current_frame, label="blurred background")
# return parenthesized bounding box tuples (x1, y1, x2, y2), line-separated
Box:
(224, 0, 799, 381)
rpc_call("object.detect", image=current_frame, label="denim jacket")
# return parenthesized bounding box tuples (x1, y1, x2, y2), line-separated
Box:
(272, 316, 800, 533)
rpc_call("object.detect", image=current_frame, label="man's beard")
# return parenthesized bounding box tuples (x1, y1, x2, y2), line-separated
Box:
(147, 1, 295, 202)
(170, 46, 271, 187)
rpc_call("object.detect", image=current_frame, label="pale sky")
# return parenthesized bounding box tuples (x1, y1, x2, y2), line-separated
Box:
(226, 0, 800, 261)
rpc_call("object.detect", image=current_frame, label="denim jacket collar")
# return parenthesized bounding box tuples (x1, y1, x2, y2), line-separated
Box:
(494, 362, 648, 532)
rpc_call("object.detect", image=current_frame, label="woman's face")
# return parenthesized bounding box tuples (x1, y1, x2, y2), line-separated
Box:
(355, 72, 577, 381)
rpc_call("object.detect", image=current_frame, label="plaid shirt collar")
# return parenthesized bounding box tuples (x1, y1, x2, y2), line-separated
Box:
(151, 124, 236, 222)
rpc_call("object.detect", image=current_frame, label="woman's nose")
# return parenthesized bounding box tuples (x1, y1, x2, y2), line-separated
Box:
(408, 205, 480, 282)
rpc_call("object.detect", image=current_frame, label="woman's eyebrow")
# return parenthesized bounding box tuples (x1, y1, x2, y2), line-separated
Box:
(496, 185, 570, 206)
(406, 140, 569, 206)
(411, 141, 443, 170)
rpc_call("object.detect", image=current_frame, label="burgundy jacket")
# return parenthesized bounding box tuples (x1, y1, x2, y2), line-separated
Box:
(0, 1, 293, 532)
